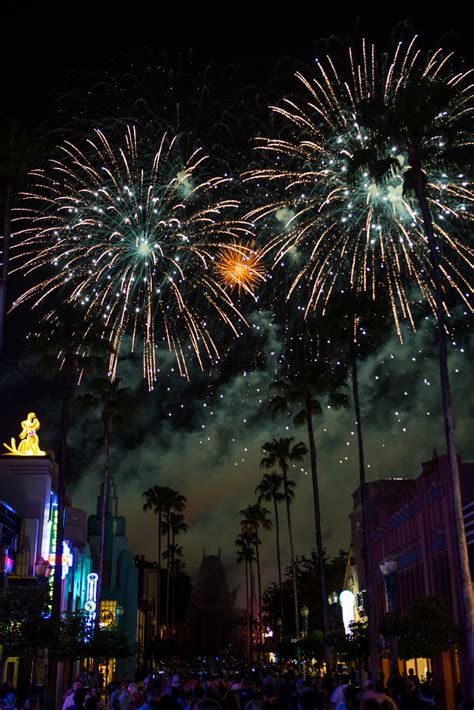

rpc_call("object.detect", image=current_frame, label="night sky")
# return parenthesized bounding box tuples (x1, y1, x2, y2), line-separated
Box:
(1, 2, 473, 601)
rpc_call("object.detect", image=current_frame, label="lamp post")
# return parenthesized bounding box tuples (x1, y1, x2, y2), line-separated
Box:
(379, 555, 398, 671)
(300, 606, 309, 678)
(328, 591, 338, 630)
(300, 606, 309, 637)
(277, 617, 283, 643)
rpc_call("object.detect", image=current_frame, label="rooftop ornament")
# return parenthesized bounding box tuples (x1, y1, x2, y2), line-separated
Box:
(3, 412, 46, 456)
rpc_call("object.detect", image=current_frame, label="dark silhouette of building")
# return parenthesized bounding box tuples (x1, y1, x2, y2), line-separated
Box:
(191, 551, 236, 653)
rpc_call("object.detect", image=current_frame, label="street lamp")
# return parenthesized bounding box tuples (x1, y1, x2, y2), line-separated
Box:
(276, 617, 283, 642)
(379, 555, 398, 671)
(328, 590, 338, 627)
(300, 605, 309, 637)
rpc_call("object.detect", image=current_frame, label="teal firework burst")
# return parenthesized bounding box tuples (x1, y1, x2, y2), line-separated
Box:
(244, 37, 473, 338)
(13, 126, 252, 388)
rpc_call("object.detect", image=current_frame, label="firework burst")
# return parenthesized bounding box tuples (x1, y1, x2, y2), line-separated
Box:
(215, 242, 266, 296)
(12, 126, 253, 388)
(244, 37, 473, 337)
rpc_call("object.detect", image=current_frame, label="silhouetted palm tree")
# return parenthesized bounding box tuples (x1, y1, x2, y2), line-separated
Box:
(75, 376, 136, 623)
(235, 531, 256, 657)
(260, 437, 307, 637)
(142, 485, 175, 635)
(269, 365, 349, 661)
(24, 306, 111, 622)
(353, 75, 474, 688)
(240, 502, 272, 648)
(256, 471, 294, 634)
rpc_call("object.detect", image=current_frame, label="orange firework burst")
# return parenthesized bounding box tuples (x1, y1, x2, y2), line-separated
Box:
(215, 243, 266, 296)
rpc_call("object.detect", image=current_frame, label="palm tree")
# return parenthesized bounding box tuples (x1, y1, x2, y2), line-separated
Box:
(260, 437, 307, 637)
(167, 513, 188, 631)
(0, 119, 46, 355)
(353, 75, 474, 688)
(23, 306, 112, 622)
(240, 502, 272, 649)
(269, 366, 350, 661)
(322, 293, 390, 677)
(75, 376, 136, 624)
(255, 472, 294, 635)
(235, 531, 257, 656)
(142, 485, 176, 636)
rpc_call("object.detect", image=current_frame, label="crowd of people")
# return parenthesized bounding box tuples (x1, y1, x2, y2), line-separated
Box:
(2, 663, 472, 710)
(52, 664, 472, 710)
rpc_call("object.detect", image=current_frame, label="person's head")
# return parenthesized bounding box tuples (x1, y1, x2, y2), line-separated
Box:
(73, 689, 87, 707)
(89, 689, 98, 697)
(361, 699, 380, 710)
(343, 686, 358, 708)
(73, 680, 84, 692)
(365, 682, 374, 691)
(128, 684, 138, 696)
(340, 675, 350, 686)
(197, 700, 222, 710)
(408, 669, 414, 677)
(24, 698, 40, 710)
(244, 702, 262, 710)
(298, 691, 319, 710)
(146, 684, 162, 702)
(262, 685, 275, 701)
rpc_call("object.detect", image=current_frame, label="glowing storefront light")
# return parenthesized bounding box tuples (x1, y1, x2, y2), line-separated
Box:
(339, 589, 356, 635)
(48, 541, 73, 579)
(3, 413, 46, 456)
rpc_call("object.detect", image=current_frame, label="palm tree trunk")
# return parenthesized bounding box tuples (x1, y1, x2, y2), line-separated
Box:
(170, 533, 176, 634)
(305, 399, 330, 668)
(282, 463, 299, 638)
(0, 182, 12, 356)
(165, 515, 171, 636)
(249, 557, 255, 657)
(157, 510, 162, 638)
(411, 156, 474, 695)
(273, 495, 284, 634)
(245, 558, 250, 657)
(351, 351, 379, 680)
(52, 350, 74, 623)
(95, 404, 110, 630)
(254, 527, 263, 654)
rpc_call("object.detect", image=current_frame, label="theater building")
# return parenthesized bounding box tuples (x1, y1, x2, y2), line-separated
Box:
(350, 453, 474, 709)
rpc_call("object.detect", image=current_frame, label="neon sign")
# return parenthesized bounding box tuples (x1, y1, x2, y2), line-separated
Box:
(48, 541, 73, 579)
(3, 412, 46, 456)
(85, 572, 98, 625)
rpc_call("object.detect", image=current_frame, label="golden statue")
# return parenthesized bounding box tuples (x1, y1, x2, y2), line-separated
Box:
(3, 412, 46, 456)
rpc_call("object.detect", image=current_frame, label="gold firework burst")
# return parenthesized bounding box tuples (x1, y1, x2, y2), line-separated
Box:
(215, 243, 266, 295)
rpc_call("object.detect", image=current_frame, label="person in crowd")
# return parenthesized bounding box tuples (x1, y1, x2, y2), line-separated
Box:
(71, 689, 88, 710)
(63, 680, 85, 710)
(330, 675, 350, 709)
(336, 685, 358, 710)
(23, 699, 40, 710)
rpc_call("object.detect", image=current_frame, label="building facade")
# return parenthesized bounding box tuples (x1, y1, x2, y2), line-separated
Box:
(88, 479, 138, 680)
(191, 552, 237, 654)
(0, 451, 93, 694)
(350, 453, 474, 708)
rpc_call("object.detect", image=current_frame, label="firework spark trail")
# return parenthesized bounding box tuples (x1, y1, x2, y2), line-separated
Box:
(12, 126, 254, 388)
(243, 37, 473, 337)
